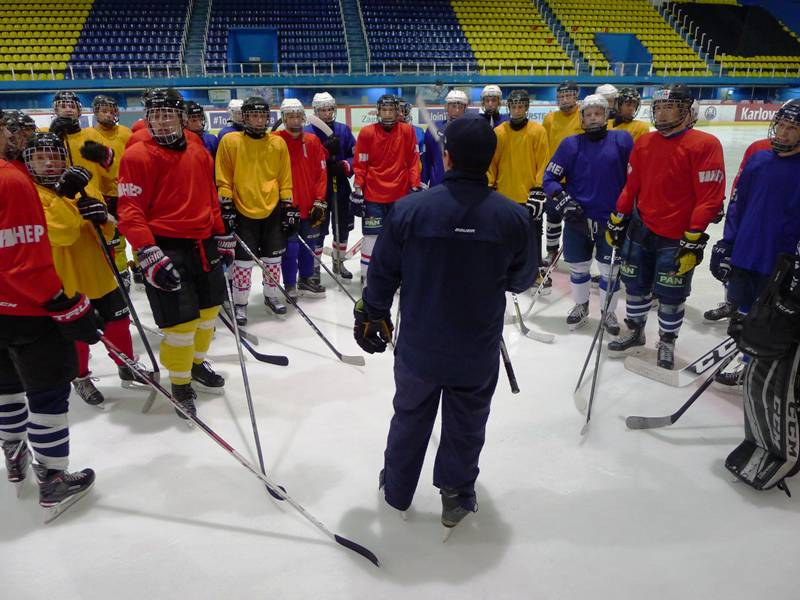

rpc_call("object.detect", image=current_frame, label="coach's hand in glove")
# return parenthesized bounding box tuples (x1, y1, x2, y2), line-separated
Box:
(354, 297, 394, 354)
(137, 245, 182, 292)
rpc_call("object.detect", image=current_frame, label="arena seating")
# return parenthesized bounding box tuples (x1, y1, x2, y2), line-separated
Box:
(451, 0, 574, 75)
(546, 0, 712, 76)
(671, 1, 800, 76)
(0, 1, 89, 81)
(204, 0, 348, 73)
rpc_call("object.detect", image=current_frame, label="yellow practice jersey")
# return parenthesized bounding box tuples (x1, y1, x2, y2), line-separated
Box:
(85, 124, 133, 197)
(36, 182, 116, 299)
(488, 121, 549, 204)
(611, 119, 650, 143)
(216, 132, 293, 219)
(542, 109, 582, 158)
(63, 128, 116, 200)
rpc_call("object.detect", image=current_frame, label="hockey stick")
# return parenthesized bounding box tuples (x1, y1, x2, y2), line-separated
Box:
(224, 280, 286, 501)
(521, 247, 563, 319)
(500, 338, 520, 394)
(297, 234, 358, 304)
(624, 336, 738, 387)
(235, 233, 365, 366)
(579, 246, 619, 435)
(100, 333, 380, 567)
(90, 219, 160, 412)
(322, 238, 362, 260)
(218, 310, 289, 366)
(511, 293, 555, 343)
(625, 352, 738, 430)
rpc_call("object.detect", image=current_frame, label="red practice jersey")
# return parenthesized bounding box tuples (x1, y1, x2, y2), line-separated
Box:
(117, 136, 224, 250)
(275, 130, 328, 218)
(616, 129, 725, 239)
(353, 122, 420, 203)
(0, 161, 65, 316)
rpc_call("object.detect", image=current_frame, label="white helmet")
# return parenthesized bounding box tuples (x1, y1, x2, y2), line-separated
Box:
(312, 92, 336, 122)
(480, 85, 502, 100)
(594, 84, 619, 104)
(580, 94, 610, 136)
(688, 99, 700, 128)
(228, 99, 243, 124)
(445, 90, 469, 106)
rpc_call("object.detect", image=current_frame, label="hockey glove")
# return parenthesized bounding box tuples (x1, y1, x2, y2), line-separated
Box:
(79, 141, 115, 169)
(775, 253, 800, 320)
(49, 116, 80, 138)
(137, 245, 182, 292)
(711, 204, 726, 225)
(552, 190, 585, 224)
(44, 291, 103, 344)
(709, 240, 733, 283)
(219, 195, 237, 234)
(526, 188, 546, 221)
(605, 212, 630, 248)
(76, 196, 109, 224)
(309, 200, 327, 228)
(350, 187, 365, 217)
(675, 230, 709, 276)
(353, 297, 394, 354)
(215, 234, 235, 268)
(322, 135, 341, 157)
(54, 166, 92, 199)
(279, 199, 301, 235)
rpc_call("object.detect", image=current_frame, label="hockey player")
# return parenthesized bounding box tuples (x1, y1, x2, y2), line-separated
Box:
(399, 98, 425, 177)
(216, 95, 294, 323)
(23, 132, 141, 407)
(479, 84, 507, 128)
(708, 99, 800, 387)
(0, 118, 103, 520)
(217, 99, 244, 142)
(610, 87, 649, 142)
(421, 89, 468, 188)
(595, 84, 619, 121)
(488, 89, 549, 289)
(117, 88, 231, 418)
(2, 110, 36, 175)
(604, 84, 725, 370)
(185, 101, 219, 159)
(543, 95, 633, 334)
(542, 80, 583, 266)
(354, 114, 538, 531)
(351, 93, 421, 283)
(276, 99, 328, 298)
(306, 92, 357, 280)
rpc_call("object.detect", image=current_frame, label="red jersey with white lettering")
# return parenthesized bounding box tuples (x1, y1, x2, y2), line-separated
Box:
(117, 136, 225, 250)
(616, 128, 725, 239)
(0, 161, 64, 316)
(275, 130, 328, 218)
(353, 122, 420, 203)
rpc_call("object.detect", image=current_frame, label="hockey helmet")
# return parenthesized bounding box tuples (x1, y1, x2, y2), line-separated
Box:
(92, 94, 119, 126)
(23, 132, 67, 187)
(580, 94, 609, 137)
(3, 110, 34, 160)
(312, 92, 337, 122)
(144, 88, 186, 146)
(185, 100, 207, 133)
(53, 91, 81, 117)
(376, 94, 400, 128)
(556, 81, 579, 112)
(651, 83, 693, 134)
(242, 96, 270, 137)
(228, 99, 244, 124)
(769, 98, 800, 154)
(615, 87, 641, 121)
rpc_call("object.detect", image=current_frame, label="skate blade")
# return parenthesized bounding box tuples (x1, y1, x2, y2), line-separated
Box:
(42, 482, 94, 524)
(191, 382, 225, 395)
(120, 380, 151, 391)
(568, 320, 588, 331)
(141, 390, 157, 413)
(607, 346, 646, 359)
(14, 478, 26, 498)
(711, 381, 743, 395)
(703, 318, 729, 325)
(297, 291, 326, 299)
(442, 526, 455, 543)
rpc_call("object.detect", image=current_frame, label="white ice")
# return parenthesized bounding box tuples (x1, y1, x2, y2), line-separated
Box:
(4, 125, 796, 600)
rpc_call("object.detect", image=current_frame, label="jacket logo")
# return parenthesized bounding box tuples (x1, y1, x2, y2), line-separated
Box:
(118, 182, 142, 197)
(698, 170, 723, 183)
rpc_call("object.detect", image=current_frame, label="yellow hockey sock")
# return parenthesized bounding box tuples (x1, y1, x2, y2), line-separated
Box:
(193, 305, 220, 365)
(161, 319, 200, 385)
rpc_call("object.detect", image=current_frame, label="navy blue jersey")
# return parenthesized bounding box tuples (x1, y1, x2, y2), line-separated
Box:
(364, 170, 538, 386)
(421, 126, 446, 188)
(723, 149, 800, 275)
(542, 130, 633, 222)
(217, 123, 243, 142)
(305, 120, 356, 200)
(481, 112, 508, 128)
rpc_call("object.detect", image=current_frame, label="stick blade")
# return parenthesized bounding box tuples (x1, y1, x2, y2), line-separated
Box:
(625, 415, 674, 430)
(340, 354, 366, 366)
(334, 534, 381, 567)
(265, 483, 287, 501)
(624, 355, 681, 386)
(525, 330, 555, 343)
(580, 421, 590, 436)
(573, 389, 588, 415)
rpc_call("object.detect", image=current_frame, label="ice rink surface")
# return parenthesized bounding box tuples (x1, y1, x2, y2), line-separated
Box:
(4, 125, 796, 600)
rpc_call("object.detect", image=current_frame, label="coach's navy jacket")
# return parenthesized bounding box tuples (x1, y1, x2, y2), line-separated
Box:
(364, 169, 538, 387)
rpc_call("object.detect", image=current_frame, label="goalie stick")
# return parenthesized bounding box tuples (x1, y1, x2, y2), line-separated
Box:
(623, 336, 738, 387)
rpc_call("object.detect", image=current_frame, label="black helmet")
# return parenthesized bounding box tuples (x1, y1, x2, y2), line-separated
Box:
(92, 94, 119, 126)
(3, 110, 33, 160)
(651, 84, 693, 133)
(241, 96, 270, 138)
(556, 81, 579, 112)
(53, 91, 81, 113)
(398, 98, 412, 123)
(507, 89, 530, 107)
(185, 100, 207, 133)
(23, 132, 67, 187)
(616, 87, 641, 122)
(769, 98, 800, 154)
(376, 94, 400, 128)
(144, 88, 186, 146)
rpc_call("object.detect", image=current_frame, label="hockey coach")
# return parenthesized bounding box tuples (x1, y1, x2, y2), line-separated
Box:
(353, 112, 539, 530)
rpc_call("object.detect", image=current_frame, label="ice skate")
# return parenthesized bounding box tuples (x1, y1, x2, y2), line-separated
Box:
(656, 333, 677, 370)
(704, 301, 733, 323)
(566, 302, 589, 330)
(603, 311, 621, 336)
(284, 284, 298, 300)
(264, 296, 287, 316)
(72, 375, 105, 408)
(440, 487, 476, 542)
(714, 358, 745, 393)
(607, 320, 646, 357)
(298, 277, 326, 298)
(191, 361, 225, 394)
(234, 303, 248, 326)
(3, 439, 32, 498)
(171, 383, 197, 420)
(333, 258, 353, 280)
(33, 463, 95, 524)
(535, 269, 552, 296)
(118, 365, 153, 390)
(378, 469, 407, 521)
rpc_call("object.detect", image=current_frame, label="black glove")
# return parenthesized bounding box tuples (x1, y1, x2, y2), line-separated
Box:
(350, 187, 365, 217)
(353, 297, 394, 354)
(80, 141, 114, 169)
(309, 200, 327, 228)
(552, 190, 585, 224)
(711, 204, 725, 224)
(526, 188, 546, 221)
(322, 135, 341, 157)
(54, 166, 92, 198)
(137, 245, 182, 291)
(709, 240, 732, 282)
(279, 200, 301, 235)
(215, 234, 235, 268)
(76, 196, 109, 224)
(49, 116, 80, 138)
(44, 291, 103, 344)
(219, 196, 237, 234)
(605, 211, 630, 248)
(775, 253, 800, 320)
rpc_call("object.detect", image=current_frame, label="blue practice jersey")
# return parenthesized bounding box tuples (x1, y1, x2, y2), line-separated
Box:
(421, 125, 445, 188)
(200, 131, 218, 159)
(542, 130, 633, 222)
(723, 149, 800, 275)
(217, 123, 244, 142)
(305, 120, 356, 199)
